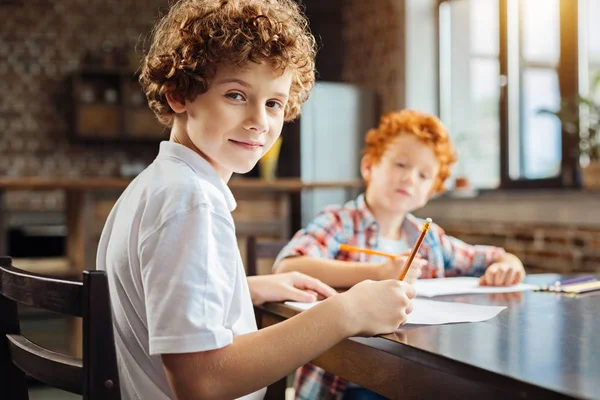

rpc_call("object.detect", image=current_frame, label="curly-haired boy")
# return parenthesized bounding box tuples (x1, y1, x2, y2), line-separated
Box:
(275, 109, 526, 399)
(97, 1, 417, 399)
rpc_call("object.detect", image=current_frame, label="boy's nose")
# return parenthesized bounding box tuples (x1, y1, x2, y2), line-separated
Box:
(400, 169, 417, 185)
(244, 106, 269, 133)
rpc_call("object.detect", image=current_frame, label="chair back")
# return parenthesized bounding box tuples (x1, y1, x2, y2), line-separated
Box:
(0, 256, 121, 400)
(245, 236, 288, 276)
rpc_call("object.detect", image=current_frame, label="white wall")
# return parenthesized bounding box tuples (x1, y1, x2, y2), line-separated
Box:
(300, 82, 377, 226)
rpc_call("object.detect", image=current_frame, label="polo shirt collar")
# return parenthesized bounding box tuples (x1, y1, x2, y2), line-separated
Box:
(157, 141, 237, 212)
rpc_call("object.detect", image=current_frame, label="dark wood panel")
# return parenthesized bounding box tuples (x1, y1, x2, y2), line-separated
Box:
(0, 259, 83, 317)
(310, 338, 520, 400)
(7, 334, 83, 394)
(301, 0, 345, 82)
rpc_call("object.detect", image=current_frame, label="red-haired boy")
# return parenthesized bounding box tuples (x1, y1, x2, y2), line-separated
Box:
(275, 109, 525, 400)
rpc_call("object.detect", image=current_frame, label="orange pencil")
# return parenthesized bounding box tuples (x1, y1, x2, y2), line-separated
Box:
(398, 218, 432, 280)
(338, 217, 432, 280)
(338, 244, 396, 259)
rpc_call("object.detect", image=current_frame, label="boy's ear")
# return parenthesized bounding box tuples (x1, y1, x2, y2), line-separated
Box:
(165, 92, 187, 114)
(360, 155, 372, 182)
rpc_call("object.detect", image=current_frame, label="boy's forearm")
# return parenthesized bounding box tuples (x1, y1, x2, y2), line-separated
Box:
(163, 295, 353, 400)
(276, 256, 381, 288)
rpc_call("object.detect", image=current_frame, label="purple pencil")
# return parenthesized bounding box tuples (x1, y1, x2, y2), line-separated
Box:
(554, 275, 596, 287)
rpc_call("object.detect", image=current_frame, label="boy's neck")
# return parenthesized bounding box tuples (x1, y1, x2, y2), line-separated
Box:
(169, 125, 233, 183)
(364, 192, 406, 240)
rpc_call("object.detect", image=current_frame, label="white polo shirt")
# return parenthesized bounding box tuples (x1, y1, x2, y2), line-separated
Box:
(97, 141, 265, 400)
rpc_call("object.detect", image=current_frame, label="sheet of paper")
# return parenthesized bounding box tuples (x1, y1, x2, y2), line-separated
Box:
(413, 277, 538, 298)
(285, 298, 506, 325)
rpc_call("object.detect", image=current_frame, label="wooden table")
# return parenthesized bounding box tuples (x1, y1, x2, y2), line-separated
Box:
(256, 274, 600, 400)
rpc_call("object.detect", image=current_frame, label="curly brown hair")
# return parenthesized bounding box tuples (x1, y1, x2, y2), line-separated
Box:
(363, 110, 457, 193)
(139, 0, 317, 126)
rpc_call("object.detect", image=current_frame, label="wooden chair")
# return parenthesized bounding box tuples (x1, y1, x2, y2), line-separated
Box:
(0, 256, 121, 400)
(245, 236, 289, 277)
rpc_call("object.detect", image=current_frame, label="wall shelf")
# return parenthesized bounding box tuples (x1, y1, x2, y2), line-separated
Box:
(69, 67, 167, 144)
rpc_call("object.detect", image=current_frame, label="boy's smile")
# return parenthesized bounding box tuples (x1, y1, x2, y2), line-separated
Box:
(166, 62, 293, 182)
(229, 139, 265, 151)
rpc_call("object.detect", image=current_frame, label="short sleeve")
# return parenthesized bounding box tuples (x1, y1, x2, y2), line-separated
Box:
(139, 205, 238, 355)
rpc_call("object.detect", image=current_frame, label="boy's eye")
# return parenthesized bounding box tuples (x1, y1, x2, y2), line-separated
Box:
(266, 100, 283, 110)
(396, 162, 407, 168)
(226, 92, 245, 101)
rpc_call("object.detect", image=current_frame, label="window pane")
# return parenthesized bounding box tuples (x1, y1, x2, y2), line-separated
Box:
(470, 0, 499, 56)
(440, 0, 501, 189)
(522, 68, 561, 179)
(589, 0, 600, 100)
(445, 58, 501, 189)
(522, 0, 560, 64)
(589, 0, 600, 64)
(591, 68, 600, 103)
(453, 58, 501, 189)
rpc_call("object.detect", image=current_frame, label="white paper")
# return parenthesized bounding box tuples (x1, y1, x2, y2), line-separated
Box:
(413, 277, 537, 298)
(284, 298, 506, 325)
(406, 298, 505, 324)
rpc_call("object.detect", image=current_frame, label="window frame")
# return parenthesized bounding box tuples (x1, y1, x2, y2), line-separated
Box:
(438, 0, 581, 190)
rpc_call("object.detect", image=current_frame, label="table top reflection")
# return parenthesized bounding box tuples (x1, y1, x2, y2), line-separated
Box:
(376, 274, 600, 399)
(260, 273, 600, 399)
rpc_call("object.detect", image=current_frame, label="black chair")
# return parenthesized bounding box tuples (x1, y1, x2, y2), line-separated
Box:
(245, 236, 289, 277)
(0, 256, 121, 400)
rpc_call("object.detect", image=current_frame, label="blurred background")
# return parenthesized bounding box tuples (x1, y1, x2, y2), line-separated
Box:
(1, 0, 599, 398)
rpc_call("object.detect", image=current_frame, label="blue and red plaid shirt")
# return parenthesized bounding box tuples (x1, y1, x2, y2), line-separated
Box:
(274, 193, 505, 400)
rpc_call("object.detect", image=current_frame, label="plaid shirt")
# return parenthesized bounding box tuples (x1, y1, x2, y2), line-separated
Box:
(274, 193, 505, 400)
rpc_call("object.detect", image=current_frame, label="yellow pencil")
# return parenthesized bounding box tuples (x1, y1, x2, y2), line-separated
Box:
(398, 218, 432, 281)
(338, 217, 433, 281)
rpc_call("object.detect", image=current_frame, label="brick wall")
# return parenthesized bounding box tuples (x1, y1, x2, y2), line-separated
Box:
(342, 0, 403, 113)
(416, 194, 600, 274)
(435, 220, 600, 274)
(0, 0, 168, 210)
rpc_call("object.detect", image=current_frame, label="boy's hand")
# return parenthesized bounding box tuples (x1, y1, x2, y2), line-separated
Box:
(247, 272, 337, 306)
(339, 280, 415, 337)
(378, 253, 425, 283)
(479, 262, 525, 286)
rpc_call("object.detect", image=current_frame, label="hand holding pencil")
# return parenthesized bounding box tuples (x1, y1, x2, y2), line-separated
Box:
(339, 218, 432, 283)
(337, 245, 425, 282)
(383, 255, 425, 283)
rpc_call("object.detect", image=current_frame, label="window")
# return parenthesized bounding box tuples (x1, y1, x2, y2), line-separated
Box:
(515, 0, 561, 180)
(582, 0, 600, 99)
(439, 0, 585, 189)
(439, 0, 501, 189)
(579, 0, 600, 166)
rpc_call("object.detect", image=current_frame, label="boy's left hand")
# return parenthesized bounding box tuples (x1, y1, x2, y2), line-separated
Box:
(247, 272, 337, 306)
(479, 262, 525, 286)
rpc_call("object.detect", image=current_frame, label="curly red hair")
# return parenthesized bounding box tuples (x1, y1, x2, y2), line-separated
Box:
(139, 0, 316, 126)
(363, 110, 457, 193)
